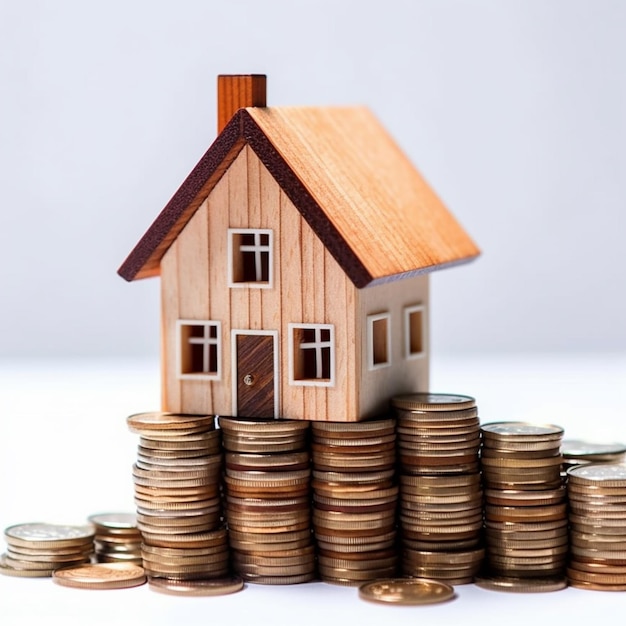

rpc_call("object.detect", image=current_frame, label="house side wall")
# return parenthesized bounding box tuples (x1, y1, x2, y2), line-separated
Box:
(357, 275, 430, 419)
(160, 145, 359, 420)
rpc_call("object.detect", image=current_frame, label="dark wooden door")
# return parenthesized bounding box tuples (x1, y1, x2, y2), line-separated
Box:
(236, 334, 275, 418)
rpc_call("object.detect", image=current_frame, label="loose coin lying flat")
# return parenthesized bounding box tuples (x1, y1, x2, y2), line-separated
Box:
(148, 575, 244, 596)
(52, 563, 146, 589)
(358, 577, 456, 605)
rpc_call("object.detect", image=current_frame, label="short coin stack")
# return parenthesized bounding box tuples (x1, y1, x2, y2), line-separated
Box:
(127, 412, 229, 583)
(88, 513, 143, 566)
(392, 393, 484, 585)
(0, 523, 94, 578)
(219, 416, 315, 585)
(311, 418, 398, 586)
(561, 440, 626, 473)
(480, 422, 567, 582)
(567, 464, 626, 591)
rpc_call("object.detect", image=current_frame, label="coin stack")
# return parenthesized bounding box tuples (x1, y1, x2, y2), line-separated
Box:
(392, 393, 484, 585)
(127, 412, 229, 582)
(567, 464, 626, 591)
(310, 418, 398, 586)
(88, 513, 143, 566)
(219, 416, 315, 585)
(480, 422, 567, 582)
(0, 523, 94, 578)
(561, 440, 626, 473)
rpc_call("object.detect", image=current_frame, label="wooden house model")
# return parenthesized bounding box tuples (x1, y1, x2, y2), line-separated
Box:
(119, 75, 479, 422)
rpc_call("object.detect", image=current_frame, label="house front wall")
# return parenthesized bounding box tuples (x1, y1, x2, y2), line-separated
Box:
(357, 275, 430, 419)
(160, 145, 360, 420)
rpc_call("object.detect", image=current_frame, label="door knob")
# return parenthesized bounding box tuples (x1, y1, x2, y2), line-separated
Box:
(243, 374, 255, 386)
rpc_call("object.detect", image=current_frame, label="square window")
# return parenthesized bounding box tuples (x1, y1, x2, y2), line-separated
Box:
(228, 229, 273, 287)
(289, 324, 335, 387)
(177, 320, 221, 379)
(404, 305, 426, 359)
(367, 313, 391, 370)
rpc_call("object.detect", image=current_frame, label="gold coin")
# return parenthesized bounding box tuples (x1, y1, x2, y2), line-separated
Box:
(142, 529, 227, 548)
(147, 575, 244, 596)
(391, 393, 476, 412)
(218, 416, 309, 434)
(311, 418, 396, 433)
(128, 412, 214, 431)
(0, 557, 55, 578)
(314, 529, 396, 546)
(567, 567, 626, 585)
(312, 469, 394, 483)
(318, 555, 397, 571)
(139, 432, 220, 450)
(240, 572, 315, 585)
(225, 451, 309, 470)
(53, 563, 146, 589)
(475, 575, 567, 592)
(358, 577, 456, 605)
(313, 434, 396, 447)
(319, 565, 396, 581)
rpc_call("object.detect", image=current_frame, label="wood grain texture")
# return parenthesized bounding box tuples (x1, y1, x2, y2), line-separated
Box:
(217, 75, 266, 135)
(236, 334, 274, 418)
(247, 106, 480, 283)
(119, 106, 479, 286)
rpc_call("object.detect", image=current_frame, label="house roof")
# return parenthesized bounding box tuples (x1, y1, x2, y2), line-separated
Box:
(118, 106, 479, 288)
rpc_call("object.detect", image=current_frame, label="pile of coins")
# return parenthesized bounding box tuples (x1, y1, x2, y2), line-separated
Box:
(127, 412, 229, 582)
(561, 440, 626, 473)
(481, 422, 567, 582)
(219, 417, 315, 585)
(567, 464, 626, 590)
(0, 523, 94, 578)
(392, 393, 484, 585)
(88, 513, 142, 566)
(311, 418, 398, 585)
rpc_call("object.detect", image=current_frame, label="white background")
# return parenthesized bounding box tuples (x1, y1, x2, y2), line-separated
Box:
(1, 0, 625, 359)
(1, 3, 626, 622)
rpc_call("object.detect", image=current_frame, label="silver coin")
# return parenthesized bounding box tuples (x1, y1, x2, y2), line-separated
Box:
(568, 463, 626, 481)
(562, 440, 626, 457)
(5, 523, 95, 543)
(87, 513, 137, 529)
(481, 422, 563, 437)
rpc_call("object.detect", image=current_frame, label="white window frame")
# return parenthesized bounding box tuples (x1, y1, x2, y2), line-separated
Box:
(228, 228, 273, 288)
(176, 319, 222, 380)
(367, 312, 391, 370)
(288, 323, 335, 387)
(404, 304, 426, 360)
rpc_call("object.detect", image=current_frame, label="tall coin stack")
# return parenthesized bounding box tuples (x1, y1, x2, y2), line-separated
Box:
(392, 393, 484, 585)
(127, 412, 229, 582)
(311, 418, 398, 586)
(219, 417, 315, 585)
(480, 422, 567, 582)
(567, 464, 626, 591)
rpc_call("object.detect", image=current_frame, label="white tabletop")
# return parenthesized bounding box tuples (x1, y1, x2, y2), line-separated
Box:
(1, 353, 625, 625)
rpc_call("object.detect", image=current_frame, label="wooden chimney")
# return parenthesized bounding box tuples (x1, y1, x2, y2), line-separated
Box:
(217, 74, 267, 134)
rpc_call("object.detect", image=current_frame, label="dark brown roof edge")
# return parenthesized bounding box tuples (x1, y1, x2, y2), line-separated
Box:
(117, 109, 374, 287)
(117, 115, 244, 281)
(240, 111, 373, 289)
